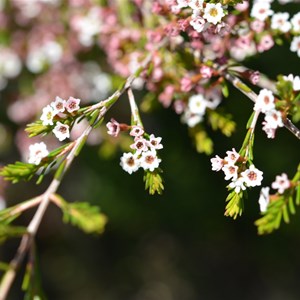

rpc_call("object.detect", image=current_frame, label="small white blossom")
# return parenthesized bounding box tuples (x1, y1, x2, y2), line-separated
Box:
(188, 94, 207, 115)
(130, 125, 144, 137)
(264, 109, 284, 129)
(52, 122, 70, 141)
(190, 16, 206, 33)
(51, 96, 66, 114)
(28, 142, 49, 165)
(254, 89, 275, 113)
(210, 155, 224, 171)
(271, 12, 291, 33)
(140, 150, 161, 172)
(120, 152, 140, 174)
(181, 109, 203, 127)
(203, 3, 225, 25)
(222, 164, 239, 181)
(65, 97, 80, 113)
(130, 138, 149, 154)
(228, 177, 247, 194)
(258, 187, 270, 212)
(106, 118, 120, 137)
(224, 148, 240, 164)
(291, 12, 300, 32)
(241, 164, 263, 187)
(147, 134, 163, 150)
(176, 0, 190, 8)
(290, 36, 300, 57)
(189, 0, 204, 11)
(283, 74, 300, 91)
(272, 173, 290, 194)
(40, 105, 56, 126)
(251, 2, 273, 21)
(262, 121, 276, 138)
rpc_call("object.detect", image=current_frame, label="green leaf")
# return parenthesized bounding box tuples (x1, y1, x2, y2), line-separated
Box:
(224, 191, 244, 219)
(25, 121, 51, 137)
(143, 170, 164, 195)
(207, 109, 236, 137)
(0, 162, 39, 183)
(0, 224, 27, 244)
(54, 195, 107, 234)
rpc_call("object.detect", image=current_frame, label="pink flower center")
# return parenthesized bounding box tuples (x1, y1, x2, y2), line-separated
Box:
(247, 171, 257, 181)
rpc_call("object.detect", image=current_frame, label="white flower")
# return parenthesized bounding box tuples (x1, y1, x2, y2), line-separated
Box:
(140, 150, 161, 172)
(262, 121, 276, 139)
(65, 97, 80, 113)
(188, 94, 207, 115)
(28, 142, 49, 165)
(190, 16, 206, 33)
(130, 138, 149, 154)
(224, 148, 240, 164)
(147, 134, 163, 150)
(228, 177, 247, 194)
(176, 0, 190, 8)
(264, 109, 284, 129)
(130, 125, 144, 137)
(254, 89, 275, 113)
(52, 122, 70, 141)
(291, 12, 300, 32)
(251, 2, 273, 21)
(271, 173, 290, 194)
(189, 0, 204, 12)
(203, 3, 225, 25)
(51, 96, 66, 114)
(241, 164, 263, 187)
(40, 105, 56, 126)
(283, 74, 300, 91)
(210, 155, 224, 171)
(290, 36, 300, 57)
(120, 152, 140, 174)
(0, 49, 22, 78)
(181, 108, 203, 127)
(271, 12, 291, 33)
(258, 187, 270, 212)
(222, 164, 239, 181)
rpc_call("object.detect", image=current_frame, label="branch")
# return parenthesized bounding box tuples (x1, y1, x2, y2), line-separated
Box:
(224, 72, 300, 140)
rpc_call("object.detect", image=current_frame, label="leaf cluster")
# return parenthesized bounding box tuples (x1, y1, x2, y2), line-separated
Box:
(143, 170, 164, 195)
(225, 191, 245, 219)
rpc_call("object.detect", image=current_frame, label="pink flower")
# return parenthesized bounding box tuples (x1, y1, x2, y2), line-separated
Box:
(130, 125, 144, 137)
(224, 148, 240, 164)
(200, 65, 213, 79)
(210, 155, 224, 171)
(180, 76, 193, 92)
(66, 97, 80, 113)
(257, 35, 274, 53)
(106, 118, 120, 137)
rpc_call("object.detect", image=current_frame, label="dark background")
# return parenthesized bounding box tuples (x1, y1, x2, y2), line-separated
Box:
(1, 26, 300, 300)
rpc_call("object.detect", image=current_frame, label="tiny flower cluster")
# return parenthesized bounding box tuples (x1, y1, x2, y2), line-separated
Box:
(172, 1, 226, 33)
(211, 148, 263, 194)
(258, 173, 291, 212)
(40, 96, 81, 141)
(119, 126, 163, 174)
(254, 89, 284, 138)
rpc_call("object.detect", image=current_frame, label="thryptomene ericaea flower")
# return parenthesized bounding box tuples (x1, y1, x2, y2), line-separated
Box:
(51, 96, 66, 114)
(140, 150, 161, 172)
(106, 118, 120, 137)
(254, 89, 275, 113)
(52, 122, 70, 141)
(120, 152, 140, 174)
(258, 187, 270, 213)
(271, 173, 290, 194)
(28, 142, 49, 165)
(241, 165, 263, 187)
(130, 125, 144, 137)
(40, 105, 56, 126)
(65, 97, 81, 113)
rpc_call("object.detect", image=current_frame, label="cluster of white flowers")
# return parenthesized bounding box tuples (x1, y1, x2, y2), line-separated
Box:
(258, 173, 291, 212)
(0, 47, 22, 90)
(254, 89, 284, 138)
(283, 74, 300, 91)
(172, 0, 226, 33)
(26, 40, 63, 73)
(120, 126, 163, 174)
(28, 142, 49, 165)
(181, 92, 221, 127)
(211, 148, 263, 194)
(40, 96, 81, 141)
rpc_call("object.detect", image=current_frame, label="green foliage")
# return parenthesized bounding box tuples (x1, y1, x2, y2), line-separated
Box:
(54, 195, 107, 234)
(255, 195, 296, 235)
(190, 127, 213, 155)
(25, 120, 51, 137)
(207, 109, 236, 137)
(225, 191, 244, 219)
(0, 162, 39, 183)
(143, 170, 164, 195)
(0, 224, 27, 244)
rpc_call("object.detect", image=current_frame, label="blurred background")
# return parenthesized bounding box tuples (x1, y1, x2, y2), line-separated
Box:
(1, 1, 300, 300)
